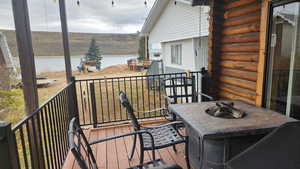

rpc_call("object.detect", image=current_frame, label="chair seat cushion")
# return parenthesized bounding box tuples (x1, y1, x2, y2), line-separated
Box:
(141, 125, 185, 149)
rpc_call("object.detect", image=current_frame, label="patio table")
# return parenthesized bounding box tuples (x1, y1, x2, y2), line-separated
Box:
(168, 100, 296, 169)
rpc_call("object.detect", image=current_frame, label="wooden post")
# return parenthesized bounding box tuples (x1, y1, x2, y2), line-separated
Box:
(71, 77, 79, 118)
(0, 122, 20, 169)
(11, 0, 39, 114)
(145, 35, 149, 60)
(90, 83, 98, 128)
(11, 1, 45, 168)
(59, 0, 72, 83)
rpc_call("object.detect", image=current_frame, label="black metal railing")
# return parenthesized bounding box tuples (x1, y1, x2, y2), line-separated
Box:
(1, 80, 78, 169)
(75, 71, 204, 126)
(1, 70, 208, 169)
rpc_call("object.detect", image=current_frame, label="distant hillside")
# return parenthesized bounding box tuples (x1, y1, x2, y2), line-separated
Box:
(1, 30, 139, 57)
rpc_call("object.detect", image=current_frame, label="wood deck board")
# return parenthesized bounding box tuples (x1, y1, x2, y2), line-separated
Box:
(63, 124, 188, 169)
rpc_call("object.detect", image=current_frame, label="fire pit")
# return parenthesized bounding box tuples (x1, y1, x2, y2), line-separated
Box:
(169, 100, 296, 169)
(205, 101, 246, 119)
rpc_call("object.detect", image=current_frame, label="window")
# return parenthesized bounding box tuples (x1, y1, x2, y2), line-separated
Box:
(264, 1, 300, 119)
(171, 44, 182, 65)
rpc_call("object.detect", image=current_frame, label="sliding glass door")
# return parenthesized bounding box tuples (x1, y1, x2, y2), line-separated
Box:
(265, 1, 300, 119)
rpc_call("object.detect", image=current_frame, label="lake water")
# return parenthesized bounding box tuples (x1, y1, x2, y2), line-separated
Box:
(13, 55, 137, 74)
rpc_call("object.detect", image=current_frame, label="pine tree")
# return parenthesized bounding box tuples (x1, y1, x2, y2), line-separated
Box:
(85, 38, 102, 70)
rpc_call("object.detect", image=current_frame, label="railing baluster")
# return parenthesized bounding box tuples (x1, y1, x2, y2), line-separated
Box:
(53, 97, 64, 166)
(147, 76, 151, 118)
(25, 121, 36, 169)
(61, 89, 69, 156)
(40, 108, 50, 169)
(153, 75, 156, 117)
(49, 101, 60, 169)
(129, 77, 134, 116)
(105, 78, 110, 122)
(85, 81, 92, 124)
(36, 113, 46, 169)
(111, 79, 117, 121)
(45, 104, 56, 169)
(19, 127, 29, 169)
(124, 77, 128, 120)
(79, 81, 86, 124)
(158, 75, 162, 117)
(57, 92, 67, 157)
(117, 78, 122, 120)
(90, 83, 98, 128)
(141, 76, 145, 113)
(98, 80, 104, 123)
(57, 93, 67, 163)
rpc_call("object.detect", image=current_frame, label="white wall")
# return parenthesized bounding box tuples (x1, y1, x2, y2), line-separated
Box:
(163, 38, 196, 71)
(148, 0, 209, 45)
(193, 36, 208, 70)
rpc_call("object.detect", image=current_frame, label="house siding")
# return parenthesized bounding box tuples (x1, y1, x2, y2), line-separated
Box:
(209, 0, 263, 105)
(162, 39, 197, 72)
(148, 0, 209, 45)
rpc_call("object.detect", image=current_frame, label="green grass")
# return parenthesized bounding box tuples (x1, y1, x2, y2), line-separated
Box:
(0, 89, 26, 125)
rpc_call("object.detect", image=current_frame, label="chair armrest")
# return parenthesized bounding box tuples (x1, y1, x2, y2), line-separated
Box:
(89, 130, 155, 150)
(136, 108, 167, 114)
(142, 121, 184, 129)
(163, 95, 174, 104)
(198, 92, 214, 101)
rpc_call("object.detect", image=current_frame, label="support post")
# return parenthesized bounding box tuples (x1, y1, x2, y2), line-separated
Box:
(71, 77, 79, 118)
(145, 35, 149, 60)
(0, 122, 20, 169)
(68, 77, 77, 120)
(90, 83, 98, 128)
(11, 1, 45, 168)
(12, 0, 38, 114)
(200, 67, 211, 101)
(59, 0, 72, 83)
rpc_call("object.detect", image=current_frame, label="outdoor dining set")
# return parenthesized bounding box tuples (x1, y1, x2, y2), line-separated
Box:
(68, 76, 300, 169)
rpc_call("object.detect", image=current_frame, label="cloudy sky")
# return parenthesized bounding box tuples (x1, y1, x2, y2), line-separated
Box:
(0, 0, 155, 33)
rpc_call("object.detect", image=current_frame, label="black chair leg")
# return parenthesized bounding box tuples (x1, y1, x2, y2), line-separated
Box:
(128, 134, 137, 160)
(185, 138, 191, 169)
(152, 149, 156, 161)
(172, 145, 177, 153)
(139, 148, 144, 169)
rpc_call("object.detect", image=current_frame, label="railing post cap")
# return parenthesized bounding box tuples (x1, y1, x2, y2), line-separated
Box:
(71, 76, 76, 81)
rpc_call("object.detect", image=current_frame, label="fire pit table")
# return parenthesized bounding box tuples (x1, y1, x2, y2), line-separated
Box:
(168, 100, 296, 169)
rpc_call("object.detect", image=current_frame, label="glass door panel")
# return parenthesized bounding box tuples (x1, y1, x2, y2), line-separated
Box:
(265, 1, 300, 119)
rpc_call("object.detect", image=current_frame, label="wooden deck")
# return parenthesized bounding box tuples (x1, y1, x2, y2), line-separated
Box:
(62, 123, 188, 169)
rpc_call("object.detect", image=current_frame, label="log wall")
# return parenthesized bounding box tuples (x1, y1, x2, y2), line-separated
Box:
(208, 0, 269, 105)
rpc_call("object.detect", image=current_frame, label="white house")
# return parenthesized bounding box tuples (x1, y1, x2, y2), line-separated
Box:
(141, 0, 209, 73)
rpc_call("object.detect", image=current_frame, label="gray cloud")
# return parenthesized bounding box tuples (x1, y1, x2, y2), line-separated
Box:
(0, 0, 155, 33)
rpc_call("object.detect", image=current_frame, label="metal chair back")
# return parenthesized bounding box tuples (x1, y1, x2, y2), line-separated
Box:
(226, 121, 300, 169)
(68, 118, 98, 169)
(164, 76, 197, 104)
(119, 91, 141, 131)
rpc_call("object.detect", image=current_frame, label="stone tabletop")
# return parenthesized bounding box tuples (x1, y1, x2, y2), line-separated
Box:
(169, 100, 297, 139)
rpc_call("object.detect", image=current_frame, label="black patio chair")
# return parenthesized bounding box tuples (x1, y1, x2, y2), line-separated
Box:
(226, 121, 300, 169)
(163, 75, 213, 105)
(68, 117, 183, 169)
(119, 91, 190, 169)
(163, 75, 213, 121)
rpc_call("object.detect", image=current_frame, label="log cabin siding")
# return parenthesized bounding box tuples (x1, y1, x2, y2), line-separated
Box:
(208, 0, 263, 105)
